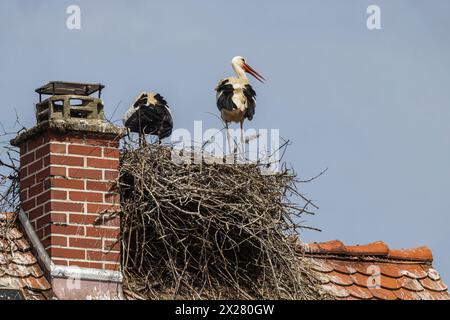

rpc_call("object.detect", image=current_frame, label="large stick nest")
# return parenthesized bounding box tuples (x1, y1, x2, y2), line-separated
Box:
(119, 143, 325, 299)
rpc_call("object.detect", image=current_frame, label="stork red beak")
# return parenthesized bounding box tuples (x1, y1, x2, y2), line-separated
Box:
(243, 62, 266, 83)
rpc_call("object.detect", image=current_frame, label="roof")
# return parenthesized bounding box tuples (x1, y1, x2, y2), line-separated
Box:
(299, 240, 450, 300)
(2, 206, 448, 300)
(35, 81, 104, 97)
(0, 212, 54, 300)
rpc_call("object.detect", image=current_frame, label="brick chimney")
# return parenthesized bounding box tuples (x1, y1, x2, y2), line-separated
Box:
(11, 82, 127, 299)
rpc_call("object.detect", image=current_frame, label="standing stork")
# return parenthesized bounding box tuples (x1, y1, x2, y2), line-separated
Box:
(123, 92, 173, 145)
(215, 56, 265, 154)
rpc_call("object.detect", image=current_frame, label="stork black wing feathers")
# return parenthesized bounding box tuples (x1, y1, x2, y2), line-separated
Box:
(243, 84, 256, 121)
(216, 80, 257, 121)
(216, 80, 236, 112)
(124, 93, 173, 139)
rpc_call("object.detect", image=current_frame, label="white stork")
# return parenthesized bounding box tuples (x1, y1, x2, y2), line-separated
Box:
(123, 92, 173, 144)
(215, 56, 265, 154)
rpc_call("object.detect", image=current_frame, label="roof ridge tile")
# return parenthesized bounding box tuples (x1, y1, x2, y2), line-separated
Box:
(388, 246, 433, 262)
(302, 239, 434, 262)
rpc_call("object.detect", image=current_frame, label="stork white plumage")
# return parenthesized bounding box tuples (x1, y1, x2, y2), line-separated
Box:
(215, 56, 265, 154)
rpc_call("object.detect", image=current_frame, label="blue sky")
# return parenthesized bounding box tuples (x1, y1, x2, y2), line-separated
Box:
(0, 1, 449, 283)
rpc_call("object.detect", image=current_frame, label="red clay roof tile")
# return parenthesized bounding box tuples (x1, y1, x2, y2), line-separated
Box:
(345, 241, 389, 256)
(369, 287, 398, 300)
(393, 288, 417, 300)
(423, 267, 441, 281)
(321, 283, 350, 298)
(327, 271, 353, 286)
(306, 240, 346, 254)
(345, 285, 373, 299)
(389, 246, 433, 261)
(399, 265, 428, 279)
(420, 277, 448, 292)
(399, 277, 425, 291)
(380, 275, 401, 290)
(0, 215, 54, 299)
(302, 240, 450, 300)
(327, 261, 357, 275)
(379, 263, 404, 278)
(427, 291, 450, 300)
(310, 259, 334, 273)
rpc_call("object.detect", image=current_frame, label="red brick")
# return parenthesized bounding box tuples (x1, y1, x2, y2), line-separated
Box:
(43, 155, 50, 167)
(51, 212, 68, 223)
(35, 144, 50, 159)
(37, 190, 67, 205)
(42, 235, 68, 248)
(68, 168, 102, 180)
(104, 240, 120, 252)
(48, 133, 83, 144)
(87, 203, 121, 214)
(87, 158, 119, 169)
(69, 191, 103, 202)
(69, 237, 102, 249)
(27, 137, 44, 151)
(20, 189, 28, 202)
(104, 193, 120, 204)
(52, 190, 68, 200)
(21, 175, 35, 188)
(69, 213, 99, 225)
(104, 263, 120, 271)
(36, 214, 52, 230)
(68, 261, 103, 269)
(104, 170, 118, 180)
(21, 152, 35, 165)
(36, 167, 50, 182)
(51, 178, 84, 190)
(49, 201, 84, 213)
(50, 155, 84, 167)
(49, 224, 85, 236)
(85, 137, 112, 147)
(85, 226, 119, 239)
(86, 214, 120, 227)
(48, 247, 86, 260)
(28, 206, 44, 221)
(22, 198, 36, 212)
(28, 158, 43, 174)
(86, 181, 114, 192)
(29, 182, 44, 198)
(50, 143, 67, 154)
(53, 259, 69, 266)
(20, 143, 27, 154)
(86, 250, 120, 262)
(68, 145, 102, 157)
(20, 167, 28, 180)
(49, 166, 66, 176)
(103, 147, 120, 159)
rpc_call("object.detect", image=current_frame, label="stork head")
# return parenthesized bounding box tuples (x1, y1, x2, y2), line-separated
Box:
(231, 56, 266, 83)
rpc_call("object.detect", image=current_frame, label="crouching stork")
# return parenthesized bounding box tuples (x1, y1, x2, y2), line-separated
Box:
(215, 56, 265, 154)
(123, 92, 173, 144)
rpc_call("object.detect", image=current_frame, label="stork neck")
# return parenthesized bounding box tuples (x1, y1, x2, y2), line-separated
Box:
(232, 64, 248, 80)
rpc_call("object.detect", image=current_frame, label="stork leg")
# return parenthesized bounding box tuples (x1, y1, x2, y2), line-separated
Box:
(139, 130, 147, 148)
(225, 121, 232, 156)
(240, 120, 245, 158)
